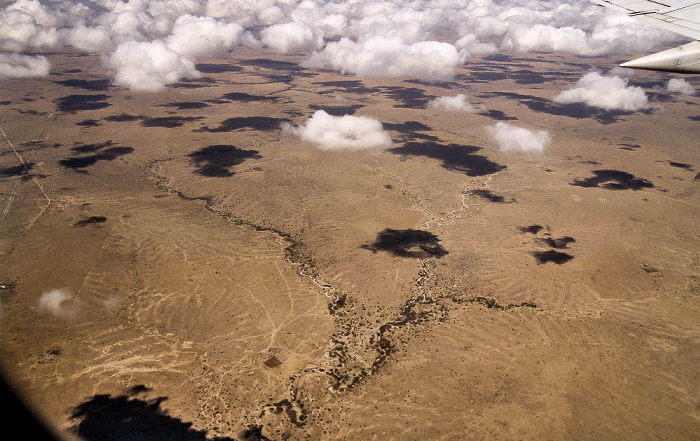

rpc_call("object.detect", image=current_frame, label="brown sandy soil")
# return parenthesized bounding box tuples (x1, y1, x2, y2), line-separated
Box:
(0, 47, 699, 440)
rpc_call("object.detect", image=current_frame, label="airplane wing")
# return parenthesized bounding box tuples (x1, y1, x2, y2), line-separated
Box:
(593, 0, 700, 40)
(592, 0, 700, 72)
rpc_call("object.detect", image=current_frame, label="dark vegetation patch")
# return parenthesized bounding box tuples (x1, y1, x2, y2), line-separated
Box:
(532, 250, 574, 264)
(196, 117, 289, 133)
(389, 141, 506, 176)
(55, 94, 111, 112)
(362, 228, 448, 258)
(60, 146, 133, 171)
(688, 115, 700, 121)
(69, 386, 236, 441)
(470, 189, 512, 203)
(571, 169, 654, 190)
(74, 216, 107, 227)
(309, 104, 365, 116)
(188, 145, 261, 177)
(55, 79, 111, 91)
(0, 101, 10, 105)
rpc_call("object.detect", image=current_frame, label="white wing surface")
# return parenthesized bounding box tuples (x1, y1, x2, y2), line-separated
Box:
(593, 0, 700, 72)
(593, 0, 700, 40)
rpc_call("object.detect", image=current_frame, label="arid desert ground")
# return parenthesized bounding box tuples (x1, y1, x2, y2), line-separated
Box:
(1, 47, 699, 440)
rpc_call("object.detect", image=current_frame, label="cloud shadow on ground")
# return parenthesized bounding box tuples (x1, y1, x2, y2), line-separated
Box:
(470, 189, 513, 203)
(188, 145, 261, 177)
(312, 80, 383, 95)
(55, 94, 111, 113)
(195, 63, 244, 74)
(383, 121, 440, 142)
(161, 101, 211, 110)
(219, 92, 279, 103)
(102, 114, 203, 128)
(362, 228, 448, 258)
(537, 236, 576, 249)
(69, 386, 236, 441)
(571, 169, 654, 190)
(309, 104, 365, 116)
(195, 117, 290, 133)
(388, 141, 506, 176)
(380, 86, 435, 108)
(532, 250, 574, 264)
(74, 216, 107, 227)
(0, 162, 34, 178)
(480, 91, 640, 124)
(55, 79, 111, 91)
(60, 145, 133, 172)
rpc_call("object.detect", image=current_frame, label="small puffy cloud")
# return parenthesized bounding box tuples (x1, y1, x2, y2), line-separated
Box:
(666, 78, 695, 96)
(261, 21, 323, 54)
(427, 94, 485, 113)
(106, 40, 200, 92)
(486, 122, 550, 155)
(302, 36, 467, 82)
(552, 72, 649, 112)
(0, 53, 50, 78)
(283, 110, 392, 150)
(166, 14, 244, 58)
(38, 288, 77, 319)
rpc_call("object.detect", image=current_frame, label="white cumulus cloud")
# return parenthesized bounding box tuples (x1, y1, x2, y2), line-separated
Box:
(283, 110, 392, 150)
(552, 72, 649, 112)
(666, 78, 695, 96)
(166, 14, 245, 58)
(0, 53, 50, 78)
(261, 21, 323, 54)
(106, 40, 200, 92)
(302, 35, 467, 82)
(486, 122, 550, 155)
(427, 94, 485, 113)
(38, 288, 78, 319)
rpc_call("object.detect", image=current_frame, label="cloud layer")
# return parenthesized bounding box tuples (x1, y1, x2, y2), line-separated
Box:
(0, 0, 686, 90)
(553, 72, 650, 112)
(284, 110, 392, 150)
(0, 53, 49, 78)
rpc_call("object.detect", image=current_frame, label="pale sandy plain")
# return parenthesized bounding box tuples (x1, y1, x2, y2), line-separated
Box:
(0, 46, 699, 441)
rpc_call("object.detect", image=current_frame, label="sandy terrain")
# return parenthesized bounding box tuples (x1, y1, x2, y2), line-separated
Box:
(1, 47, 699, 440)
